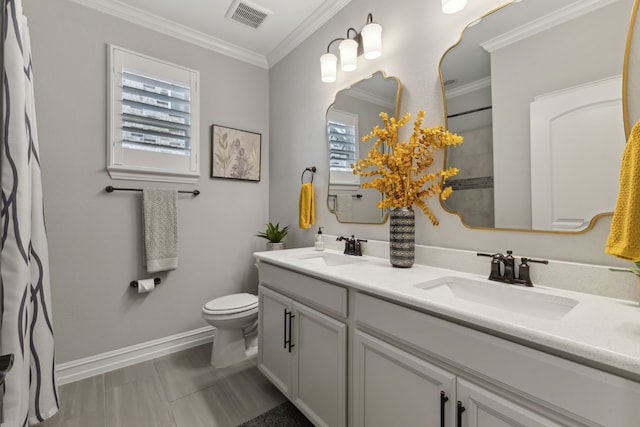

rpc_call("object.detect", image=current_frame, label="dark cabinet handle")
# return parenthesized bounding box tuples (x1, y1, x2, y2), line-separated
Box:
(283, 309, 295, 352)
(440, 391, 449, 427)
(287, 311, 295, 352)
(283, 309, 288, 349)
(457, 401, 466, 427)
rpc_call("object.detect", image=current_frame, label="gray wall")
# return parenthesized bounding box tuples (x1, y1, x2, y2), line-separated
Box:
(269, 0, 631, 267)
(24, 0, 270, 363)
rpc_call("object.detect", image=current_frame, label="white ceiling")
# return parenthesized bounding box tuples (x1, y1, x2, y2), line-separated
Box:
(70, 0, 351, 68)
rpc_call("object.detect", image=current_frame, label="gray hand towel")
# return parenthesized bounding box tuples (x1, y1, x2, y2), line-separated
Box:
(142, 189, 178, 273)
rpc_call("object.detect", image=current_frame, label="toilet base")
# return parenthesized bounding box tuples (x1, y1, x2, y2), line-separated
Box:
(210, 327, 258, 369)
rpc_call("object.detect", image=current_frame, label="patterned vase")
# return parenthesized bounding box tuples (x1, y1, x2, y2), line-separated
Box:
(389, 207, 415, 268)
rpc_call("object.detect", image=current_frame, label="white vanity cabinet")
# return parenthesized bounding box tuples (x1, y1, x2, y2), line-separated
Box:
(352, 330, 457, 427)
(352, 330, 561, 427)
(456, 379, 563, 427)
(258, 263, 348, 427)
(354, 291, 640, 427)
(255, 254, 640, 427)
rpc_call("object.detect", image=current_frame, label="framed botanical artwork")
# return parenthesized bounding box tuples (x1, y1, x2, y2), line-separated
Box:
(211, 124, 261, 182)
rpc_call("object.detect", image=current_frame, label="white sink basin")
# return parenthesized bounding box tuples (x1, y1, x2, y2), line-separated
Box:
(294, 252, 367, 267)
(414, 276, 578, 320)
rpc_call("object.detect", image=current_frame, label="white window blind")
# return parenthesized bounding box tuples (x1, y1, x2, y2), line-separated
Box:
(121, 71, 192, 156)
(108, 45, 200, 183)
(328, 121, 357, 171)
(327, 109, 359, 185)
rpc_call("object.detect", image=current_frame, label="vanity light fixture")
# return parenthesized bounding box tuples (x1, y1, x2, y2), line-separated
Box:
(320, 13, 382, 83)
(442, 0, 467, 14)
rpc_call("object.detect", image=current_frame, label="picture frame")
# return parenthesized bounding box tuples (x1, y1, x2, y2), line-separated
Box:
(211, 124, 261, 182)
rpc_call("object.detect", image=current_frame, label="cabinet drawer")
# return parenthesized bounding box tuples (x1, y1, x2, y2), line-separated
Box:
(355, 292, 640, 426)
(259, 262, 348, 319)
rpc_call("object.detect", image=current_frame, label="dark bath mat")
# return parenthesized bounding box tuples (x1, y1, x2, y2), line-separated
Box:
(237, 401, 314, 427)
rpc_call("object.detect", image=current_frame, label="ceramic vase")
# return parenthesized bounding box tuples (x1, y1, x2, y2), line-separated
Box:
(266, 242, 286, 251)
(389, 207, 415, 268)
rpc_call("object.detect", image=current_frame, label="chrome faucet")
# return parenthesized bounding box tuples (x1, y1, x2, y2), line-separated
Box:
(477, 250, 548, 286)
(337, 235, 367, 256)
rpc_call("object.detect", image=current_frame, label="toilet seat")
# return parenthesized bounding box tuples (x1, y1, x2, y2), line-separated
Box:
(203, 293, 258, 315)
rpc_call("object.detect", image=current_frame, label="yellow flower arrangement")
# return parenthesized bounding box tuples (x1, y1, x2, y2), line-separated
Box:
(352, 110, 463, 225)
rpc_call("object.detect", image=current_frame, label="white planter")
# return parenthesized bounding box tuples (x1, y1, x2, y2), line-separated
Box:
(267, 242, 286, 251)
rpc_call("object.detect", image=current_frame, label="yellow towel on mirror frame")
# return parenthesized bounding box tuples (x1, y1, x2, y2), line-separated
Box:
(605, 119, 640, 260)
(299, 182, 315, 229)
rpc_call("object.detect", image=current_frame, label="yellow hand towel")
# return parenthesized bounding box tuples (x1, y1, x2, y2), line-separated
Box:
(606, 120, 640, 260)
(299, 182, 315, 229)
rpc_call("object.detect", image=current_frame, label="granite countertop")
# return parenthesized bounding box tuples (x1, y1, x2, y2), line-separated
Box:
(255, 247, 640, 382)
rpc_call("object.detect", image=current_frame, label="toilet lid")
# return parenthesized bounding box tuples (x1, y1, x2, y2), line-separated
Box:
(204, 293, 258, 314)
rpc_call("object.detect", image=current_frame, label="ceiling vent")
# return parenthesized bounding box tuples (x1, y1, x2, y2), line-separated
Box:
(226, 0, 272, 30)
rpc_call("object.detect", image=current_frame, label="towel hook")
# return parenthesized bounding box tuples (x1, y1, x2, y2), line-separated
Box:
(301, 166, 317, 184)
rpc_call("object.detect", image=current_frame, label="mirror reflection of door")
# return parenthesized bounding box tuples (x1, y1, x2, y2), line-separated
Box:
(326, 71, 401, 223)
(440, 0, 633, 232)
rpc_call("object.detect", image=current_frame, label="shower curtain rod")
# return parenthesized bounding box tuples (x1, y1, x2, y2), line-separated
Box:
(105, 186, 200, 196)
(447, 105, 492, 119)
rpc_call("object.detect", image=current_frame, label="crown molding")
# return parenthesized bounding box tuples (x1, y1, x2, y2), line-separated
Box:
(344, 87, 396, 109)
(68, 0, 268, 68)
(267, 0, 352, 67)
(445, 76, 491, 99)
(481, 0, 620, 53)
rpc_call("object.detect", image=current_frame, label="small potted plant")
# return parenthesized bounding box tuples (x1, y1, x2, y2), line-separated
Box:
(256, 222, 290, 251)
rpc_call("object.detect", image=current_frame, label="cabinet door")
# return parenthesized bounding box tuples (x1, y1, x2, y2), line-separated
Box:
(353, 330, 456, 427)
(292, 301, 347, 427)
(258, 285, 292, 396)
(456, 378, 562, 427)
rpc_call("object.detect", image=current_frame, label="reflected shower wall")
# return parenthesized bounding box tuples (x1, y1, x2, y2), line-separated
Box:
(443, 86, 495, 228)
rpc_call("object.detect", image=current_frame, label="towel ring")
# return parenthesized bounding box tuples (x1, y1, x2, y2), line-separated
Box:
(301, 166, 317, 184)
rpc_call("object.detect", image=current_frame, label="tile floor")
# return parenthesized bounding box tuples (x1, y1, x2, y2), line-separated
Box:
(36, 344, 287, 427)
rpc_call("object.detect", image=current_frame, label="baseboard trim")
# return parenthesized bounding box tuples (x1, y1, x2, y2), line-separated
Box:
(56, 326, 215, 385)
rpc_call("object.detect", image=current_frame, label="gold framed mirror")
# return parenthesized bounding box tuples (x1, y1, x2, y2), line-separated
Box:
(439, 0, 635, 233)
(326, 71, 401, 223)
(624, 0, 640, 136)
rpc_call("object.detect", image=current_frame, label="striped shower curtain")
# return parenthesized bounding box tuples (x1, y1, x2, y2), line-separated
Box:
(1, 0, 59, 425)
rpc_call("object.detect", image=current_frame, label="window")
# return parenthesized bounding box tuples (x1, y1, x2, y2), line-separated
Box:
(327, 109, 359, 185)
(108, 45, 200, 183)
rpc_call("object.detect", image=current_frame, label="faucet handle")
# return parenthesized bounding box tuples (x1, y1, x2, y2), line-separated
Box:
(477, 252, 501, 258)
(517, 257, 548, 286)
(354, 237, 367, 256)
(477, 252, 503, 280)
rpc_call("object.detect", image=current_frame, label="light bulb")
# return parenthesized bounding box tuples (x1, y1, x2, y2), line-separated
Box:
(320, 53, 337, 83)
(339, 38, 358, 72)
(361, 22, 382, 60)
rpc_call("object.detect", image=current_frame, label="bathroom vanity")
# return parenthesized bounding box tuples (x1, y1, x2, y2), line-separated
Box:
(255, 248, 640, 427)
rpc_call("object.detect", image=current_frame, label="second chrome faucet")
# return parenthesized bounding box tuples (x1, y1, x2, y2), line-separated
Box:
(477, 250, 548, 287)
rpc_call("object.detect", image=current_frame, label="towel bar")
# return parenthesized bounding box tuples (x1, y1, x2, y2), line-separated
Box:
(130, 278, 161, 288)
(301, 167, 316, 183)
(328, 194, 363, 199)
(106, 186, 200, 196)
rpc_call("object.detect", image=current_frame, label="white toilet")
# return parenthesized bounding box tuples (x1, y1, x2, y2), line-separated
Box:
(201, 293, 259, 368)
